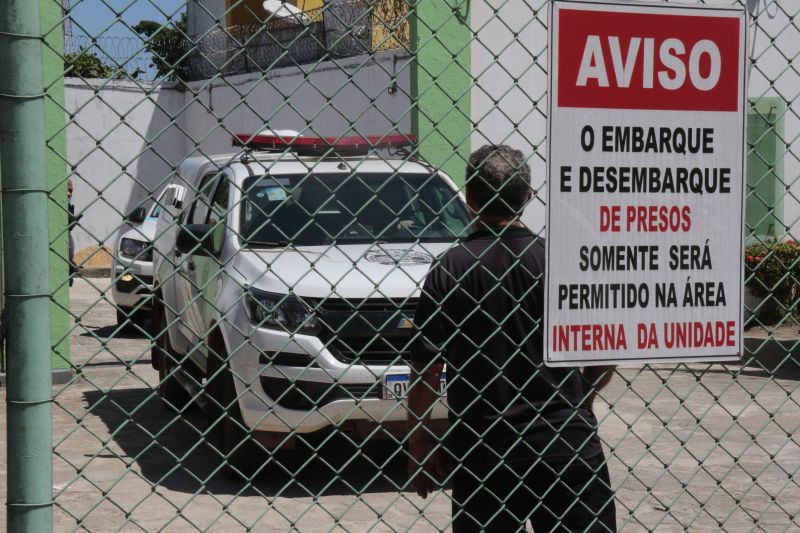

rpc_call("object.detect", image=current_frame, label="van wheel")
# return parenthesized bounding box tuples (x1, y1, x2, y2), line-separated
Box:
(154, 304, 192, 411)
(206, 337, 271, 479)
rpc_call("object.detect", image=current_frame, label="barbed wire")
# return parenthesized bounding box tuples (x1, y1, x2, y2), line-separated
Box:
(63, 0, 409, 82)
(64, 33, 157, 79)
(186, 1, 409, 80)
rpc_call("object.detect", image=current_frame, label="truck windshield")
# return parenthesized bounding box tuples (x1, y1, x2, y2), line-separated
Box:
(239, 173, 470, 246)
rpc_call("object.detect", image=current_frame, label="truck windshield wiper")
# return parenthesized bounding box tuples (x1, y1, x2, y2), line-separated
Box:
(243, 240, 289, 248)
(243, 240, 324, 254)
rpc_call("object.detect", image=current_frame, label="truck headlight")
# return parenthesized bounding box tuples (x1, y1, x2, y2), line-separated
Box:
(119, 238, 152, 261)
(245, 288, 320, 334)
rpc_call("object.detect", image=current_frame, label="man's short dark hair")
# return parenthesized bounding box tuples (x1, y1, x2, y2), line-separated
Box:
(465, 144, 531, 218)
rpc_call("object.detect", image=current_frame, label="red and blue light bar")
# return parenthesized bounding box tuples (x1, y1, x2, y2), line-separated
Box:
(233, 132, 417, 155)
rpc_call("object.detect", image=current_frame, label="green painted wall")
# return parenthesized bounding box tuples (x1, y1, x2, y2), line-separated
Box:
(410, 0, 471, 186)
(0, 1, 67, 373)
(41, 1, 70, 371)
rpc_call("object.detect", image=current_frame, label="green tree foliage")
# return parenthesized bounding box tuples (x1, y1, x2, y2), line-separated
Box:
(134, 13, 189, 81)
(64, 48, 122, 79)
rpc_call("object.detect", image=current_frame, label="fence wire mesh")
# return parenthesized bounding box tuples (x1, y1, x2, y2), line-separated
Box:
(1, 0, 799, 531)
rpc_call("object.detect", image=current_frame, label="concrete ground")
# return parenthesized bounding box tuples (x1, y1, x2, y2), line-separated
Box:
(1, 278, 799, 531)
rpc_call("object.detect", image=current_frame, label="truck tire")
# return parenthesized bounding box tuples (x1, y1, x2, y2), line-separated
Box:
(205, 336, 271, 479)
(117, 307, 150, 333)
(153, 302, 193, 411)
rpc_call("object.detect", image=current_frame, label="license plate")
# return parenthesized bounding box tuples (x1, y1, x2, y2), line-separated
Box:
(382, 372, 447, 400)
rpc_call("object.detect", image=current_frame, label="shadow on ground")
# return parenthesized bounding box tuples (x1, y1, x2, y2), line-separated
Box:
(80, 321, 153, 340)
(82, 388, 413, 498)
(667, 360, 800, 381)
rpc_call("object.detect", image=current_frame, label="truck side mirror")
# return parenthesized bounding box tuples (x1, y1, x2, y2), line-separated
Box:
(176, 224, 215, 257)
(127, 207, 147, 224)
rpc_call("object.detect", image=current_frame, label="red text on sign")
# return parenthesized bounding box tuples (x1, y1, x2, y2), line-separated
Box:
(552, 323, 627, 352)
(626, 205, 691, 232)
(557, 9, 741, 111)
(599, 205, 691, 232)
(663, 320, 736, 348)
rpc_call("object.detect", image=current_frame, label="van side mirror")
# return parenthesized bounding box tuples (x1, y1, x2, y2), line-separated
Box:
(127, 207, 147, 224)
(177, 224, 215, 256)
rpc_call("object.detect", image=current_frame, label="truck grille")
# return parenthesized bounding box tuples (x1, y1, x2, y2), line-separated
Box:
(307, 296, 418, 365)
(329, 335, 412, 365)
(306, 297, 418, 315)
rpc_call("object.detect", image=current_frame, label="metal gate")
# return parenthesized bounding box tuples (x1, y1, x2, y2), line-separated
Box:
(1, 0, 799, 531)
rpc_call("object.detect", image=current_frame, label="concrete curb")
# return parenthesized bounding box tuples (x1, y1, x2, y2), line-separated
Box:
(0, 369, 73, 387)
(743, 335, 800, 378)
(80, 267, 111, 278)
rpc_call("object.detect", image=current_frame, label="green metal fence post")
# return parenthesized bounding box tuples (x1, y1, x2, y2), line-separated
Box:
(0, 0, 53, 531)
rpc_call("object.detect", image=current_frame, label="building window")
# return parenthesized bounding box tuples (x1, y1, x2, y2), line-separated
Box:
(746, 97, 786, 242)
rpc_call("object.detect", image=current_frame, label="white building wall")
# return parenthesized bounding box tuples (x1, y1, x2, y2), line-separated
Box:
(746, 0, 800, 236)
(69, 0, 798, 251)
(471, 0, 550, 232)
(65, 79, 188, 252)
(65, 50, 412, 252)
(183, 50, 412, 157)
(471, 0, 800, 235)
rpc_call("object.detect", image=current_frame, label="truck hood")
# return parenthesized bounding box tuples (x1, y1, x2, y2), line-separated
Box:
(234, 242, 455, 299)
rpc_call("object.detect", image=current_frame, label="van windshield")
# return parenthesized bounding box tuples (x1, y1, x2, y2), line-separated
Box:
(239, 173, 470, 246)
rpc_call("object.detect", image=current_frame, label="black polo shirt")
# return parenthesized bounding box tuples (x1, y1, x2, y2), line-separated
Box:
(411, 226, 603, 465)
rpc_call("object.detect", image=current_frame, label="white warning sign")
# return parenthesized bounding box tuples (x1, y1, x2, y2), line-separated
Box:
(545, 1, 747, 366)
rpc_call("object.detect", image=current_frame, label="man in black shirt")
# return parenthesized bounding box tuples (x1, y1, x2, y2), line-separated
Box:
(407, 145, 617, 531)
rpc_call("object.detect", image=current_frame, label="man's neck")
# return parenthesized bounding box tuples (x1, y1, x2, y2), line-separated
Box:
(474, 217, 524, 231)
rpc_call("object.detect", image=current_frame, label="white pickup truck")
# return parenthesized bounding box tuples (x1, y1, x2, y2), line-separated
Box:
(151, 132, 468, 475)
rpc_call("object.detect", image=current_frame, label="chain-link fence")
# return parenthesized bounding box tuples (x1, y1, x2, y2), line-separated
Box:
(186, 1, 407, 80)
(1, 0, 799, 531)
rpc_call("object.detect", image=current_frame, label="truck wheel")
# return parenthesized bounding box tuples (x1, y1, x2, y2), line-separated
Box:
(154, 304, 192, 411)
(206, 338, 271, 479)
(117, 307, 150, 333)
(116, 308, 132, 329)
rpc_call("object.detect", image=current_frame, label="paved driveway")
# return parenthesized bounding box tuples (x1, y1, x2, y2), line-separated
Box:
(1, 278, 798, 531)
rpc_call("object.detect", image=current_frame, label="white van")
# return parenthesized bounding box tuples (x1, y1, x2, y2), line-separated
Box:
(112, 185, 181, 327)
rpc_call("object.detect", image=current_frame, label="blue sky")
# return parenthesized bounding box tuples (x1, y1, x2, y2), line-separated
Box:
(68, 0, 186, 38)
(66, 0, 188, 78)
